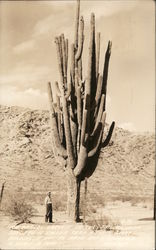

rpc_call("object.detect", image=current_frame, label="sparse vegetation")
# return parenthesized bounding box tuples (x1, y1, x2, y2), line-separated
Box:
(2, 193, 37, 223)
(86, 212, 120, 232)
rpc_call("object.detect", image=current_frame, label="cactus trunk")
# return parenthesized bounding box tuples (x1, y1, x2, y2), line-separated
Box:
(67, 168, 81, 222)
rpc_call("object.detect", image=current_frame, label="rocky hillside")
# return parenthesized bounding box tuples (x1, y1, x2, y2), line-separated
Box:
(0, 105, 155, 200)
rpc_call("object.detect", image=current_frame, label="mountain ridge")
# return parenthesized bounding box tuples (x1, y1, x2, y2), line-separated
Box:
(0, 105, 155, 200)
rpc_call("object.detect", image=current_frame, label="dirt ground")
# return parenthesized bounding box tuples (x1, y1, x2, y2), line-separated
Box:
(0, 201, 154, 250)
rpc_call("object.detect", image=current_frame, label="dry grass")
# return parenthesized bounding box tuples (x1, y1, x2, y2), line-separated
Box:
(2, 193, 37, 222)
(86, 212, 120, 232)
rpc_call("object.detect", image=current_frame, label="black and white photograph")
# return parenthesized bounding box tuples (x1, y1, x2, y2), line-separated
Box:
(0, 0, 155, 249)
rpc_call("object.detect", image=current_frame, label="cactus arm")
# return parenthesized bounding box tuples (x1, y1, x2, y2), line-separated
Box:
(73, 145, 88, 177)
(78, 58, 83, 81)
(56, 95, 63, 144)
(73, 100, 89, 177)
(65, 80, 72, 99)
(102, 41, 112, 110)
(61, 34, 67, 83)
(63, 41, 70, 99)
(90, 74, 103, 125)
(58, 36, 63, 81)
(73, 107, 88, 176)
(88, 111, 106, 157)
(75, 16, 84, 61)
(90, 13, 97, 108)
(95, 75, 103, 106)
(74, 0, 80, 49)
(75, 67, 82, 129)
(70, 44, 75, 85)
(47, 82, 67, 158)
(65, 38, 68, 75)
(77, 86, 82, 129)
(55, 37, 76, 167)
(91, 94, 105, 136)
(55, 37, 64, 88)
(81, 13, 96, 139)
(70, 117, 78, 160)
(59, 36, 76, 162)
(80, 109, 87, 145)
(69, 44, 78, 157)
(102, 121, 115, 147)
(96, 32, 100, 80)
(86, 13, 95, 97)
(55, 81, 61, 97)
(62, 95, 76, 167)
(51, 134, 67, 168)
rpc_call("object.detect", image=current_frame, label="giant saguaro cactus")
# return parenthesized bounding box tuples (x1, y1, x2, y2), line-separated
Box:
(47, 0, 115, 222)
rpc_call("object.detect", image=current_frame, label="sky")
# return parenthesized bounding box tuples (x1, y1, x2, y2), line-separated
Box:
(0, 0, 155, 132)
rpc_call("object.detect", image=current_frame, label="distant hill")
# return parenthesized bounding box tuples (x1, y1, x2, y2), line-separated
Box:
(0, 105, 155, 201)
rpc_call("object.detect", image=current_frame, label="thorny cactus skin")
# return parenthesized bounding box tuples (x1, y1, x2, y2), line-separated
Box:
(47, 0, 115, 222)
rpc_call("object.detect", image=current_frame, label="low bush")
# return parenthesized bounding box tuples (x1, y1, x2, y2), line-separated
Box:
(3, 194, 37, 222)
(86, 212, 120, 232)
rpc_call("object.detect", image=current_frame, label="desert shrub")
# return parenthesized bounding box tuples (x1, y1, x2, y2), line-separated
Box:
(86, 213, 120, 232)
(3, 194, 37, 222)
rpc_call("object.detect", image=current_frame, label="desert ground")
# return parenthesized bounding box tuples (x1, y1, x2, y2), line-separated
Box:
(0, 105, 155, 249)
(0, 201, 154, 249)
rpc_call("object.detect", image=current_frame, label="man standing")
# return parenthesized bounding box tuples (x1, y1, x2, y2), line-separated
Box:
(45, 191, 53, 223)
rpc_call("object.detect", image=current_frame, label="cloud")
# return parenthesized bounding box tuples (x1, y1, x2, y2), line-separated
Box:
(13, 39, 35, 54)
(79, 1, 138, 21)
(118, 122, 136, 132)
(0, 64, 53, 90)
(33, 13, 72, 39)
(0, 85, 48, 110)
(33, 1, 138, 37)
(11, 1, 138, 56)
(34, 15, 54, 36)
